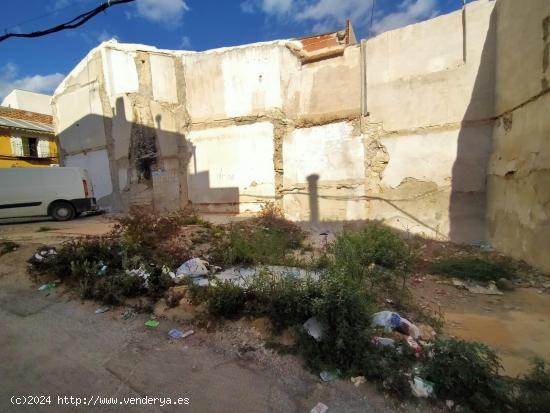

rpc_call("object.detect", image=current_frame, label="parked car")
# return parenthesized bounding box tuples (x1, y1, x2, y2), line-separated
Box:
(0, 167, 97, 221)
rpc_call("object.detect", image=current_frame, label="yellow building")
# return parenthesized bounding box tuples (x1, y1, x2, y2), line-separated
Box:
(0, 106, 59, 168)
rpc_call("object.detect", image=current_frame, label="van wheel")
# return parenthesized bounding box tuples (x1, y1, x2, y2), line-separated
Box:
(50, 202, 75, 221)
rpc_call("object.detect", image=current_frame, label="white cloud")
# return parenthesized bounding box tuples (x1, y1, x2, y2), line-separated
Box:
(244, 0, 439, 36)
(135, 0, 190, 27)
(97, 30, 120, 43)
(261, 0, 293, 14)
(179, 36, 192, 49)
(0, 63, 64, 100)
(240, 0, 293, 15)
(372, 0, 439, 34)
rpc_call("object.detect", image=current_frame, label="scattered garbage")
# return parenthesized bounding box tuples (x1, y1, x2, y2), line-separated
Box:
(479, 243, 494, 252)
(303, 317, 323, 341)
(464, 280, 503, 295)
(372, 336, 396, 348)
(38, 282, 56, 291)
(410, 377, 434, 398)
(496, 277, 515, 291)
(192, 277, 209, 287)
(145, 319, 159, 328)
(371, 311, 420, 339)
(452, 278, 464, 288)
(28, 246, 57, 265)
(351, 376, 366, 387)
(310, 402, 328, 413)
(180, 330, 195, 338)
(320, 370, 338, 382)
(446, 400, 455, 410)
(97, 263, 108, 276)
(404, 335, 422, 354)
(94, 306, 110, 314)
(176, 258, 209, 279)
(216, 266, 321, 287)
(121, 308, 137, 320)
(168, 329, 184, 339)
(126, 266, 150, 287)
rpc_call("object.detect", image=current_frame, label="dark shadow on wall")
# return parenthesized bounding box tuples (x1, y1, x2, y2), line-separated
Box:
(449, 7, 496, 243)
(56, 97, 240, 214)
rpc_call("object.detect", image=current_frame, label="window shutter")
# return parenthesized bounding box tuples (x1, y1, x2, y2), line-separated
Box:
(38, 138, 50, 158)
(10, 136, 23, 156)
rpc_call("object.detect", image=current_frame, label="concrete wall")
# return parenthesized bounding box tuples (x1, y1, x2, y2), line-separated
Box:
(51, 0, 550, 273)
(486, 0, 550, 272)
(1, 89, 53, 115)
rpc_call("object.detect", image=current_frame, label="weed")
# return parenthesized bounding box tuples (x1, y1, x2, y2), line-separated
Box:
(219, 220, 304, 266)
(512, 358, 550, 413)
(430, 257, 516, 283)
(330, 224, 410, 273)
(248, 272, 321, 331)
(207, 281, 247, 318)
(0, 240, 19, 256)
(299, 272, 376, 373)
(36, 226, 54, 232)
(423, 338, 509, 412)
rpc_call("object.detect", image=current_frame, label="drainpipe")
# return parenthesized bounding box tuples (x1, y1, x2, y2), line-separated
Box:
(462, 0, 467, 62)
(360, 39, 368, 116)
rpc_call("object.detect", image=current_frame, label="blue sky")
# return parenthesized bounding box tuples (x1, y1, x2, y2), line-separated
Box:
(0, 0, 464, 99)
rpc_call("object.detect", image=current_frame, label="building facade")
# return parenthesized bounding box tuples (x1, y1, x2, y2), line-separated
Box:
(0, 107, 58, 168)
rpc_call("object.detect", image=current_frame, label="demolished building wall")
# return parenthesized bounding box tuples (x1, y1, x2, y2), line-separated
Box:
(52, 0, 550, 272)
(486, 0, 550, 272)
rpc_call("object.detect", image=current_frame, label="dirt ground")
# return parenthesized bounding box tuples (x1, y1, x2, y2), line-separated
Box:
(1, 215, 549, 412)
(0, 215, 435, 413)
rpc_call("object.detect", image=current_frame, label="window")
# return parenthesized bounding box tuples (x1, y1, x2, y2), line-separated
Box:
(10, 136, 50, 158)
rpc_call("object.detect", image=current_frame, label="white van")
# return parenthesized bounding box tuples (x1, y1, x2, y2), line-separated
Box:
(0, 167, 97, 221)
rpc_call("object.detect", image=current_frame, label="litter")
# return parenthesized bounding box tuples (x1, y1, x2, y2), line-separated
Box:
(126, 266, 150, 287)
(351, 376, 366, 387)
(320, 370, 338, 382)
(121, 308, 137, 320)
(145, 319, 159, 328)
(97, 263, 108, 276)
(410, 377, 434, 398)
(175, 258, 209, 279)
(310, 402, 328, 413)
(464, 280, 503, 295)
(181, 330, 195, 338)
(95, 306, 110, 314)
(27, 246, 57, 265)
(372, 311, 420, 339)
(446, 400, 455, 410)
(168, 329, 184, 339)
(38, 282, 56, 291)
(404, 336, 422, 354)
(192, 277, 209, 287)
(372, 336, 396, 348)
(303, 317, 323, 341)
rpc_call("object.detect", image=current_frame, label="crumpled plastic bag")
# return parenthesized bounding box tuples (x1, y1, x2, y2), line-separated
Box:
(175, 258, 209, 280)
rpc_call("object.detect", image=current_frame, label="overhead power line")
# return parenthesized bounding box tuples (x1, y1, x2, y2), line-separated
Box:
(0, 0, 136, 44)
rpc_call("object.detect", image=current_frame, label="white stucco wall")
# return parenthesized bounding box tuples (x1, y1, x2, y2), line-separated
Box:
(187, 122, 276, 210)
(101, 47, 139, 97)
(283, 122, 364, 184)
(150, 54, 178, 103)
(184, 45, 286, 122)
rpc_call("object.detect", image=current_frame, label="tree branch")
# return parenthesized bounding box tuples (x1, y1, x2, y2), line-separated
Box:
(0, 0, 136, 43)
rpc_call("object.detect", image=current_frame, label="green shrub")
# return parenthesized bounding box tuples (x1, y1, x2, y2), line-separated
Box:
(512, 358, 550, 413)
(331, 224, 409, 272)
(249, 272, 321, 331)
(0, 240, 19, 256)
(299, 273, 376, 373)
(423, 338, 509, 412)
(430, 257, 516, 283)
(207, 281, 248, 318)
(221, 223, 303, 266)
